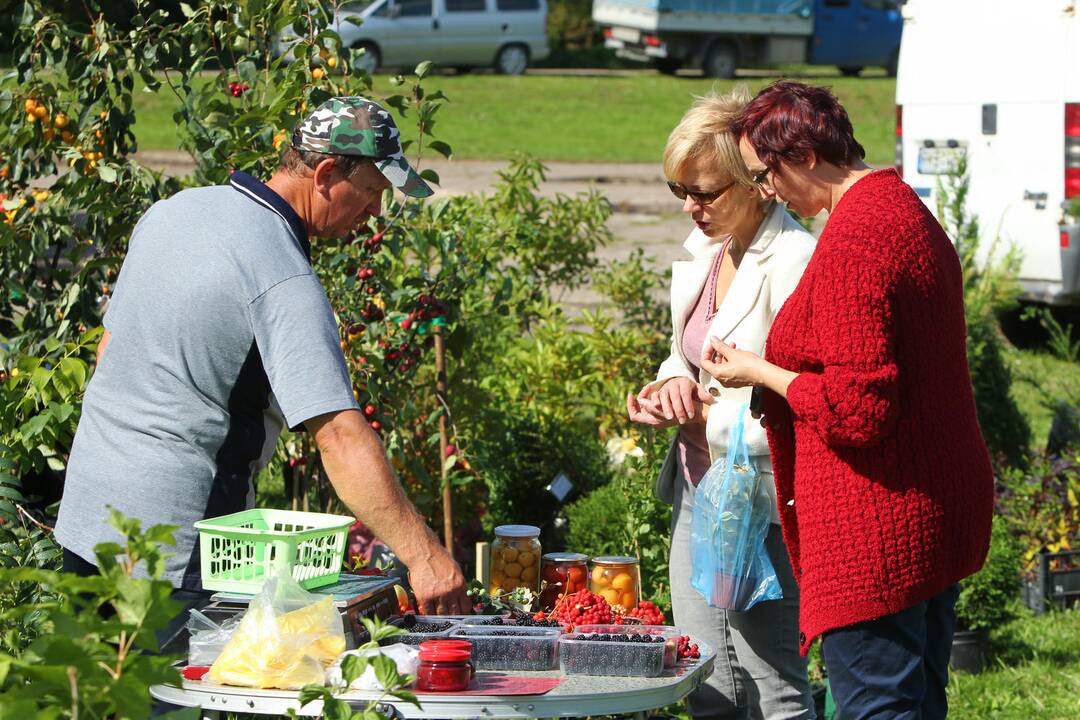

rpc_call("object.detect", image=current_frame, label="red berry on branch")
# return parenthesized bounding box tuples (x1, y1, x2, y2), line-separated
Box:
(370, 420, 382, 431)
(363, 404, 377, 418)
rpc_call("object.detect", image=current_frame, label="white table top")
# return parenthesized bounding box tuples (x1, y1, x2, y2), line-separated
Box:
(151, 642, 715, 719)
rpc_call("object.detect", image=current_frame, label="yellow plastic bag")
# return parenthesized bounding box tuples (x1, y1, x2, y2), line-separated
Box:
(208, 574, 346, 690)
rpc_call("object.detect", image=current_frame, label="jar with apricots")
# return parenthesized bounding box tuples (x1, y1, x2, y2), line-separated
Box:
(489, 525, 542, 594)
(589, 555, 641, 611)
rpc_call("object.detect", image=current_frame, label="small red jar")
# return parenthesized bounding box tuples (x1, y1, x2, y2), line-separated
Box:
(419, 640, 475, 678)
(415, 645, 473, 692)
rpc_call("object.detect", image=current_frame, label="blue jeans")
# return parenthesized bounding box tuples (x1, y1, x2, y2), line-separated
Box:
(822, 585, 960, 720)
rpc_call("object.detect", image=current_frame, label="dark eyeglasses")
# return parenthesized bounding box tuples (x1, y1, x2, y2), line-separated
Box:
(666, 179, 737, 206)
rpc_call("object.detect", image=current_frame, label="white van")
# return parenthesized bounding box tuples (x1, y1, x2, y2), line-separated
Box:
(895, 0, 1080, 305)
(335, 0, 549, 75)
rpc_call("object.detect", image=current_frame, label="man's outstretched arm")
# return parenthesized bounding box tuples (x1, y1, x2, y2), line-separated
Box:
(306, 408, 469, 615)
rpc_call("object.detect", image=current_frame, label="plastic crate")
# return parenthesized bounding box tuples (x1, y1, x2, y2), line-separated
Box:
(193, 509, 354, 593)
(559, 624, 682, 677)
(379, 615, 461, 645)
(450, 626, 561, 671)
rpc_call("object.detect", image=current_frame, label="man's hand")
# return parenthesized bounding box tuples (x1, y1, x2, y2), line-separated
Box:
(407, 549, 470, 615)
(307, 409, 470, 614)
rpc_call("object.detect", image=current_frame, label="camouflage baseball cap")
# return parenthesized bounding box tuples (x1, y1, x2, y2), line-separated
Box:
(292, 96, 433, 199)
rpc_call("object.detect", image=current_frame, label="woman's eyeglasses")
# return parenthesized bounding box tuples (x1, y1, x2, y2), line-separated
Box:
(750, 167, 772, 189)
(667, 179, 737, 206)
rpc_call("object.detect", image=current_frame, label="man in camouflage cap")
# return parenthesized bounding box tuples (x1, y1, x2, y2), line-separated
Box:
(57, 96, 470, 639)
(291, 96, 433, 200)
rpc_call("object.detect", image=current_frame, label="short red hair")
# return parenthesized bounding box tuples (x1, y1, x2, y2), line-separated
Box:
(731, 81, 865, 171)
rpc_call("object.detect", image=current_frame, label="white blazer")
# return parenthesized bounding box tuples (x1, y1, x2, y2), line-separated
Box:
(649, 202, 815, 507)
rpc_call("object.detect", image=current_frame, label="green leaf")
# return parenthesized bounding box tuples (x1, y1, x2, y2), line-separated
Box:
(96, 164, 118, 183)
(58, 358, 86, 391)
(179, 2, 196, 18)
(414, 60, 433, 79)
(237, 60, 257, 85)
(428, 140, 452, 159)
(419, 168, 440, 185)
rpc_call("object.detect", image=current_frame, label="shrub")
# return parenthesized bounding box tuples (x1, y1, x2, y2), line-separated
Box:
(997, 446, 1080, 576)
(936, 156, 1031, 467)
(0, 510, 184, 718)
(955, 515, 1024, 632)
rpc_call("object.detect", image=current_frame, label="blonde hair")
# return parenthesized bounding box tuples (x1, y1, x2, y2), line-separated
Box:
(663, 86, 753, 187)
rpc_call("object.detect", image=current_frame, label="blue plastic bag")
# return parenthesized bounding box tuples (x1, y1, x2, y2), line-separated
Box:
(690, 404, 782, 611)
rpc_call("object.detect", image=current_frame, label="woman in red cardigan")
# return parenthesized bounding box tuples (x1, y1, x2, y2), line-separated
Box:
(700, 81, 994, 719)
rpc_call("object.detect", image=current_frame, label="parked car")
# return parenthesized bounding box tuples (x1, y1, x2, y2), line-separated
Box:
(331, 0, 549, 75)
(896, 0, 1080, 305)
(593, 0, 902, 78)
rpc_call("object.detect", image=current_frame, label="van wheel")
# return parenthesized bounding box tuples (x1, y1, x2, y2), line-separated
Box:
(494, 44, 529, 75)
(839, 66, 863, 77)
(703, 42, 736, 79)
(352, 42, 380, 75)
(885, 48, 899, 77)
(655, 58, 681, 75)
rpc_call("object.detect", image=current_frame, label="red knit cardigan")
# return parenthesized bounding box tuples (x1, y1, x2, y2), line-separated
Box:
(763, 169, 994, 655)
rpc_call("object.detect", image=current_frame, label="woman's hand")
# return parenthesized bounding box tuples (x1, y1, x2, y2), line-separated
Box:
(701, 338, 799, 399)
(700, 338, 767, 388)
(626, 378, 713, 427)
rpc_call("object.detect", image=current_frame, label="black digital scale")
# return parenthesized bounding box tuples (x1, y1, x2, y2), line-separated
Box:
(205, 573, 402, 644)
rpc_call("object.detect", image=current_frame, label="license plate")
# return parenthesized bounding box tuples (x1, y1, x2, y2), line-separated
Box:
(917, 145, 966, 175)
(612, 26, 640, 43)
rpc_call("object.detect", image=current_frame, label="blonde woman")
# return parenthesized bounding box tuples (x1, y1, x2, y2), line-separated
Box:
(626, 90, 816, 720)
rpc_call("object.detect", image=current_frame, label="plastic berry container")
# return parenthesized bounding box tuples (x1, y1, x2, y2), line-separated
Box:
(453, 614, 512, 626)
(449, 625, 562, 671)
(380, 615, 462, 646)
(558, 624, 682, 677)
(538, 552, 589, 611)
(489, 525, 542, 594)
(589, 555, 641, 611)
(415, 645, 473, 692)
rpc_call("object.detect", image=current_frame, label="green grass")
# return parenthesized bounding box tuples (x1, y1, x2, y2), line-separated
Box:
(948, 609, 1080, 719)
(129, 73, 897, 165)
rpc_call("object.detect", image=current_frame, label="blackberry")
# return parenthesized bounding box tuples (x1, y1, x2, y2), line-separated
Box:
(467, 616, 504, 626)
(410, 621, 453, 633)
(515, 618, 561, 628)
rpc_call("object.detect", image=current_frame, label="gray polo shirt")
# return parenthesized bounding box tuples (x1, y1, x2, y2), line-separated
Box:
(55, 171, 359, 589)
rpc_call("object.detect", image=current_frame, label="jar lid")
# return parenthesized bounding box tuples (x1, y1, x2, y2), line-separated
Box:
(420, 639, 472, 654)
(419, 647, 471, 663)
(592, 555, 639, 566)
(494, 524, 541, 538)
(542, 552, 589, 563)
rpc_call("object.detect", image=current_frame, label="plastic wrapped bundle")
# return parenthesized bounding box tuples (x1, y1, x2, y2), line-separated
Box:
(207, 574, 346, 689)
(689, 406, 782, 611)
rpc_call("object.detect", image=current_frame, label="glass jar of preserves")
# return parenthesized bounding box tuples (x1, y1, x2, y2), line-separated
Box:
(489, 525, 542, 594)
(415, 645, 472, 692)
(419, 640, 475, 679)
(538, 552, 589, 611)
(590, 555, 641, 611)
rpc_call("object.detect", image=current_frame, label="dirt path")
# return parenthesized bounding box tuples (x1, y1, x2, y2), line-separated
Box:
(135, 151, 822, 311)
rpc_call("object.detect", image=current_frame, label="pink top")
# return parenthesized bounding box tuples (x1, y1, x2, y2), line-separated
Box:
(677, 238, 730, 486)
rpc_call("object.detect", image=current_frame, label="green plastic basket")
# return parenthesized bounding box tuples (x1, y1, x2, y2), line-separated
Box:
(194, 509, 355, 593)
